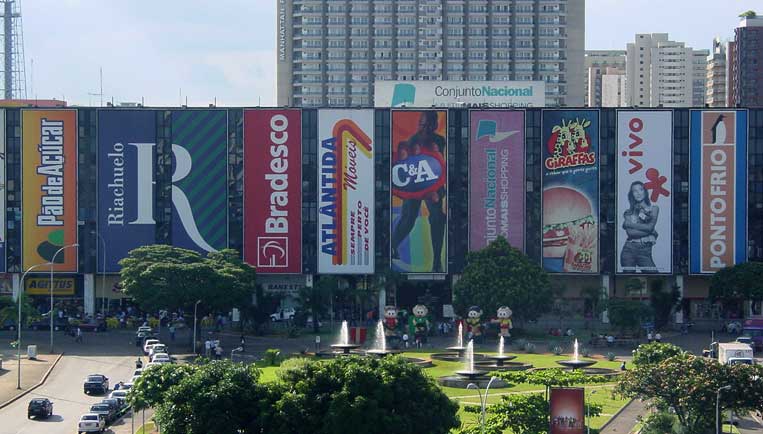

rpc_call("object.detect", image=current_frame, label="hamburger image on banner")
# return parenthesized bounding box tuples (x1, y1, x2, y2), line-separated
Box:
(541, 110, 599, 273)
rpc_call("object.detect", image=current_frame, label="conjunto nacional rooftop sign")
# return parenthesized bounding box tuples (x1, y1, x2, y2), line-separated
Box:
(374, 81, 546, 108)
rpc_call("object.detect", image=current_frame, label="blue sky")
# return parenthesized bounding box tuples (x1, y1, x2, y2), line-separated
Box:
(23, 0, 756, 106)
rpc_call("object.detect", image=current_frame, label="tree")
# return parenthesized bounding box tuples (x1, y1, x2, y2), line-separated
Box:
(649, 280, 680, 330)
(453, 236, 552, 324)
(128, 363, 195, 410)
(631, 342, 685, 367)
(617, 353, 763, 433)
(270, 355, 459, 434)
(295, 275, 343, 333)
(120, 245, 255, 314)
(710, 262, 763, 315)
(739, 10, 757, 18)
(0, 294, 39, 329)
(606, 299, 652, 334)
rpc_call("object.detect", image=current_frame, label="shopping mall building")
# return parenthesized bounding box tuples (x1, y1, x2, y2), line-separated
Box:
(5, 106, 763, 324)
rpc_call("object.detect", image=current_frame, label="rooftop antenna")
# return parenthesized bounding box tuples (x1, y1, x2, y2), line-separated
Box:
(1, 0, 26, 99)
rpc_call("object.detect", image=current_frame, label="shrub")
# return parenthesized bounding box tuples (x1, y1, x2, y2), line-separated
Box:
(606, 352, 616, 361)
(640, 411, 680, 434)
(263, 348, 282, 366)
(275, 357, 312, 382)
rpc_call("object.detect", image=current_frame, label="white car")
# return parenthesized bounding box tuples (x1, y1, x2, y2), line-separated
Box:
(109, 390, 129, 407)
(131, 375, 141, 383)
(137, 325, 152, 333)
(149, 344, 167, 358)
(121, 382, 133, 391)
(145, 362, 163, 370)
(78, 413, 105, 433)
(151, 353, 171, 364)
(132, 368, 143, 377)
(270, 307, 296, 322)
(143, 339, 160, 354)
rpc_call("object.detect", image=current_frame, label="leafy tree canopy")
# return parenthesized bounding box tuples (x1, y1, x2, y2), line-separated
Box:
(739, 10, 757, 18)
(631, 342, 685, 367)
(453, 236, 552, 322)
(606, 299, 652, 334)
(710, 261, 763, 304)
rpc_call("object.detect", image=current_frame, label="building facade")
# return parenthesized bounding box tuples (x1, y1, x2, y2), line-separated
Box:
(706, 37, 727, 107)
(600, 67, 626, 107)
(276, 0, 585, 108)
(584, 50, 626, 107)
(625, 34, 707, 107)
(728, 15, 763, 107)
(4, 106, 763, 324)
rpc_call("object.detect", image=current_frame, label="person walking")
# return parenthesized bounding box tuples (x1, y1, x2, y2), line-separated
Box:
(214, 344, 223, 360)
(169, 325, 176, 342)
(75, 327, 83, 343)
(240, 334, 246, 352)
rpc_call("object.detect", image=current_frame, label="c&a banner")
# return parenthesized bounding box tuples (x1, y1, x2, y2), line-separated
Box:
(23, 109, 78, 271)
(690, 110, 748, 274)
(243, 109, 302, 274)
(616, 111, 673, 274)
(468, 110, 525, 251)
(391, 110, 447, 273)
(541, 110, 599, 273)
(317, 109, 375, 274)
(549, 388, 585, 434)
(170, 110, 228, 253)
(97, 110, 157, 272)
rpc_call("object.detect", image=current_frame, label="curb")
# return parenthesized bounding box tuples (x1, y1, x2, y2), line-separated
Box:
(599, 397, 636, 432)
(0, 352, 64, 410)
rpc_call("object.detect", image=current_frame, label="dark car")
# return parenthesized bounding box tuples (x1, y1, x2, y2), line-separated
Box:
(83, 374, 109, 395)
(77, 319, 107, 332)
(27, 398, 53, 419)
(89, 402, 117, 423)
(100, 398, 125, 415)
(29, 317, 69, 331)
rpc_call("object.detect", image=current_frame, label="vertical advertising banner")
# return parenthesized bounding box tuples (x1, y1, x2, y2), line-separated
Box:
(541, 110, 599, 273)
(170, 110, 228, 253)
(690, 110, 748, 274)
(549, 388, 585, 434)
(243, 109, 302, 274)
(317, 109, 375, 274)
(616, 111, 673, 274)
(22, 109, 78, 271)
(469, 110, 525, 251)
(391, 110, 447, 273)
(97, 110, 157, 272)
(0, 110, 6, 272)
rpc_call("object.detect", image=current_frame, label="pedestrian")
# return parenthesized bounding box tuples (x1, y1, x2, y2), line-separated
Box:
(647, 331, 654, 343)
(402, 333, 409, 349)
(205, 340, 212, 358)
(655, 332, 662, 343)
(136, 358, 143, 369)
(620, 361, 627, 371)
(214, 345, 223, 360)
(240, 334, 246, 352)
(75, 327, 83, 343)
(169, 325, 176, 342)
(606, 334, 614, 347)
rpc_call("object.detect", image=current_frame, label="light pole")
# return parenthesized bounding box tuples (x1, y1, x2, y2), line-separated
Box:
(467, 376, 498, 434)
(193, 300, 201, 355)
(231, 346, 243, 361)
(94, 232, 107, 316)
(50, 243, 78, 354)
(716, 385, 731, 434)
(18, 262, 52, 389)
(587, 389, 598, 434)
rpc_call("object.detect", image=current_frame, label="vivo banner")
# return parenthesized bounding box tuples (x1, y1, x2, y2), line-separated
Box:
(469, 110, 525, 251)
(170, 110, 228, 253)
(317, 109, 375, 274)
(690, 110, 748, 274)
(541, 110, 599, 273)
(375, 81, 545, 108)
(243, 109, 302, 274)
(97, 110, 157, 272)
(616, 111, 673, 274)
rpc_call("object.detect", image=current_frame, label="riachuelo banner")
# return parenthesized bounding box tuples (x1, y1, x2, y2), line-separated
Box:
(243, 109, 302, 274)
(317, 109, 375, 274)
(541, 110, 599, 273)
(468, 110, 525, 251)
(97, 110, 157, 272)
(616, 111, 673, 274)
(690, 110, 748, 274)
(22, 109, 78, 271)
(391, 110, 447, 273)
(170, 110, 228, 253)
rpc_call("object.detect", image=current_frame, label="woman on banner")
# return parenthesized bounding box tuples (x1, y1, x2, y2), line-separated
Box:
(621, 181, 659, 272)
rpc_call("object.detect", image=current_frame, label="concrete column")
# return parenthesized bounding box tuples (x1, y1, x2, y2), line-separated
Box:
(378, 288, 386, 321)
(84, 274, 95, 316)
(12, 273, 19, 301)
(601, 274, 610, 323)
(675, 275, 684, 324)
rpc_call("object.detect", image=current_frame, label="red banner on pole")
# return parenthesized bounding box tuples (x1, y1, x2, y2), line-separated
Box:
(550, 387, 585, 434)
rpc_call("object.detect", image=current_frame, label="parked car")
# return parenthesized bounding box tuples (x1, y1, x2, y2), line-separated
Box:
(121, 382, 133, 391)
(132, 368, 143, 377)
(130, 375, 141, 384)
(149, 344, 167, 358)
(742, 319, 763, 350)
(143, 339, 160, 355)
(145, 361, 162, 369)
(100, 398, 123, 414)
(78, 413, 106, 433)
(270, 307, 296, 322)
(77, 319, 107, 332)
(27, 398, 53, 419)
(89, 403, 117, 423)
(83, 374, 109, 395)
(137, 325, 152, 333)
(109, 390, 129, 407)
(151, 353, 171, 364)
(29, 317, 69, 331)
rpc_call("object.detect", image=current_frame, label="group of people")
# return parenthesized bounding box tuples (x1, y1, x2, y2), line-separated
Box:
(646, 331, 663, 343)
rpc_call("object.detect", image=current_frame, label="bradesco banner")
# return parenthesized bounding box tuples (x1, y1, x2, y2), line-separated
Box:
(690, 110, 748, 274)
(22, 110, 78, 271)
(541, 110, 599, 273)
(469, 110, 525, 251)
(391, 110, 447, 273)
(97, 110, 157, 272)
(317, 109, 375, 274)
(243, 109, 302, 274)
(616, 111, 673, 274)
(549, 388, 585, 434)
(170, 110, 228, 253)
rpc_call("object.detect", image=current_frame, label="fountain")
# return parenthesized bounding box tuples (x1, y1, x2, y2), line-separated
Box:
(454, 340, 486, 379)
(437, 340, 508, 388)
(445, 323, 467, 355)
(555, 339, 597, 370)
(330, 321, 361, 355)
(473, 336, 532, 371)
(366, 320, 400, 357)
(433, 323, 488, 362)
(487, 336, 517, 367)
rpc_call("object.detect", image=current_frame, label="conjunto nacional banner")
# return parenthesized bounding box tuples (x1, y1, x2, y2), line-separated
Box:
(468, 110, 525, 252)
(170, 110, 228, 253)
(541, 110, 599, 273)
(616, 111, 673, 274)
(23, 109, 78, 271)
(243, 109, 302, 274)
(317, 109, 375, 274)
(97, 110, 157, 272)
(391, 110, 448, 273)
(690, 110, 748, 274)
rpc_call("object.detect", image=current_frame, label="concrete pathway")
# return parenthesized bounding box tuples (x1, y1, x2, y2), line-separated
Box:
(600, 399, 647, 434)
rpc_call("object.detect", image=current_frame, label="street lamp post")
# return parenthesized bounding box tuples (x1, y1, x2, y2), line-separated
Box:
(18, 262, 52, 389)
(193, 300, 201, 355)
(716, 385, 731, 434)
(50, 243, 78, 354)
(467, 377, 498, 434)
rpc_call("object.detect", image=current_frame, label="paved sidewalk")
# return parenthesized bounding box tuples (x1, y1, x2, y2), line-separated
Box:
(600, 399, 647, 434)
(0, 353, 57, 405)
